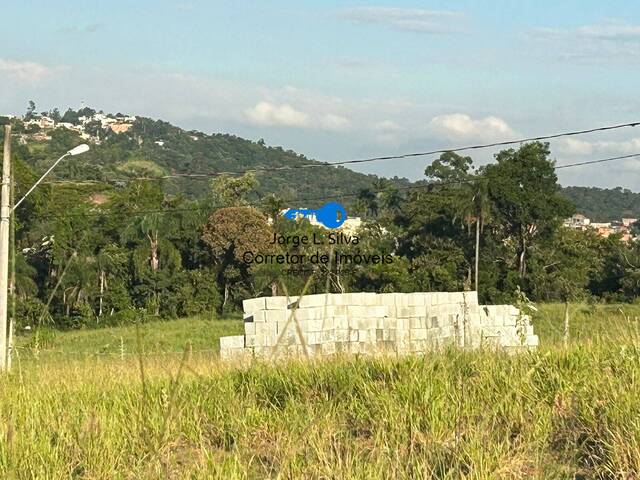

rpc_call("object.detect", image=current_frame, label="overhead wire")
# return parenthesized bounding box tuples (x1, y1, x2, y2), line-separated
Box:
(40, 120, 640, 185)
(33, 151, 640, 221)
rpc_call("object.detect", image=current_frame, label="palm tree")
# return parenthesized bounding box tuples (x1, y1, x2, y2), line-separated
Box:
(471, 177, 492, 292)
(356, 188, 378, 218)
(122, 212, 180, 315)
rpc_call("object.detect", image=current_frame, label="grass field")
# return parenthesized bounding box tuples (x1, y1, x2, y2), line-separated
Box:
(1, 305, 639, 478)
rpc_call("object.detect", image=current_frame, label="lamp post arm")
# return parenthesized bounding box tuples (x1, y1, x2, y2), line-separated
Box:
(12, 152, 70, 211)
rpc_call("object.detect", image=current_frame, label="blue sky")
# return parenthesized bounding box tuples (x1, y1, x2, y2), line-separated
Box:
(2, 1, 640, 188)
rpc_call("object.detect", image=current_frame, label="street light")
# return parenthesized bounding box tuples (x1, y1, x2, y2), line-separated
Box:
(13, 143, 90, 210)
(0, 132, 89, 371)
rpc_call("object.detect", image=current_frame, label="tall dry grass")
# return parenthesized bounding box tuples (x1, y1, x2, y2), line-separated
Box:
(1, 332, 639, 478)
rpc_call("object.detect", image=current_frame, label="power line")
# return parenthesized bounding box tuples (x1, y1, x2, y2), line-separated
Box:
(555, 152, 640, 170)
(41, 120, 640, 185)
(36, 151, 640, 221)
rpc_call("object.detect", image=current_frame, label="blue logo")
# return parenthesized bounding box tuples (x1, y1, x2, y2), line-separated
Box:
(283, 202, 347, 229)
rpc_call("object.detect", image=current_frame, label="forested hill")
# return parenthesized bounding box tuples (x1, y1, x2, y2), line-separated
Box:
(3, 109, 638, 219)
(2, 111, 411, 204)
(560, 186, 640, 221)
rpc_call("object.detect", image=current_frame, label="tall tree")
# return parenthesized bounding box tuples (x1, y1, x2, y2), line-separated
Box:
(483, 142, 574, 281)
(202, 206, 272, 311)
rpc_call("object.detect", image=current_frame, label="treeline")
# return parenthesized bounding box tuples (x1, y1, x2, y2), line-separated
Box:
(562, 186, 640, 222)
(5, 125, 640, 329)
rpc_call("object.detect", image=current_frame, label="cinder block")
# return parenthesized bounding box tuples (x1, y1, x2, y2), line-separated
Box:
(410, 328, 427, 340)
(448, 292, 464, 304)
(242, 297, 266, 313)
(407, 293, 426, 306)
(410, 317, 426, 329)
(503, 315, 518, 327)
(324, 305, 347, 317)
(245, 335, 256, 347)
(500, 333, 525, 348)
(398, 306, 426, 318)
(244, 322, 256, 335)
(347, 305, 366, 317)
(376, 293, 397, 306)
(297, 294, 330, 308)
(525, 335, 539, 347)
(303, 319, 322, 332)
(394, 294, 409, 307)
(334, 316, 349, 329)
(360, 317, 376, 329)
(329, 294, 351, 306)
(276, 320, 295, 336)
(395, 329, 409, 341)
(349, 329, 359, 342)
(322, 342, 336, 356)
(293, 308, 323, 321)
(336, 329, 349, 342)
(220, 335, 245, 350)
(363, 305, 387, 318)
(430, 316, 440, 328)
(321, 330, 335, 342)
(265, 296, 290, 310)
(347, 293, 364, 304)
(383, 329, 396, 341)
(265, 310, 289, 323)
(280, 331, 298, 346)
(320, 317, 335, 330)
(462, 291, 478, 305)
(250, 310, 267, 323)
(360, 292, 377, 304)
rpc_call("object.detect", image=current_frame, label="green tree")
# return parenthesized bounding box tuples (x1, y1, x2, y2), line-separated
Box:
(202, 206, 272, 311)
(483, 142, 574, 282)
(25, 100, 36, 120)
(211, 173, 258, 207)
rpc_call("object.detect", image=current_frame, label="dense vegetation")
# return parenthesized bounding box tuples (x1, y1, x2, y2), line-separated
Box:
(2, 108, 640, 331)
(562, 186, 640, 221)
(3, 305, 640, 478)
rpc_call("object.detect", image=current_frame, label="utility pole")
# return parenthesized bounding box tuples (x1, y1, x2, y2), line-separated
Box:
(1, 125, 11, 371)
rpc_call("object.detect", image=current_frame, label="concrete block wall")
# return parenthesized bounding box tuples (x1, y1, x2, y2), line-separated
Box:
(219, 291, 538, 360)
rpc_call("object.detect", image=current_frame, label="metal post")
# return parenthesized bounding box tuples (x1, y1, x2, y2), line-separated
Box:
(1, 125, 11, 371)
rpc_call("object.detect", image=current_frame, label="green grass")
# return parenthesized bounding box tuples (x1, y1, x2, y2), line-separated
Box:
(1, 305, 639, 478)
(531, 303, 640, 345)
(14, 315, 243, 362)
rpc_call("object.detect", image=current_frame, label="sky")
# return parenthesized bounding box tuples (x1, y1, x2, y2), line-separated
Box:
(1, 1, 640, 189)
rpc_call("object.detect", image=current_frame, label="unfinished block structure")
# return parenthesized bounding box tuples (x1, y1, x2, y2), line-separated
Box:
(219, 291, 538, 360)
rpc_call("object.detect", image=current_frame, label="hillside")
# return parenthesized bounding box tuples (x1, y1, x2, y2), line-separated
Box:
(2, 111, 411, 205)
(561, 186, 640, 222)
(3, 110, 639, 220)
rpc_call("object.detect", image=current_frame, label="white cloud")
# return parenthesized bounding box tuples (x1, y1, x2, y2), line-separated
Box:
(319, 113, 350, 131)
(0, 59, 56, 82)
(557, 138, 595, 156)
(429, 113, 516, 141)
(557, 137, 640, 156)
(245, 101, 309, 128)
(528, 20, 640, 62)
(245, 100, 351, 131)
(373, 120, 401, 132)
(339, 6, 463, 34)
